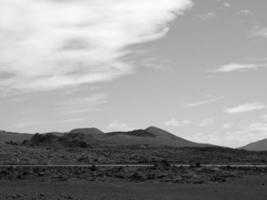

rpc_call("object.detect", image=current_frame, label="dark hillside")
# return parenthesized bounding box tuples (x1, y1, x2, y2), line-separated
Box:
(19, 126, 209, 148)
(242, 138, 267, 151)
(0, 131, 31, 144)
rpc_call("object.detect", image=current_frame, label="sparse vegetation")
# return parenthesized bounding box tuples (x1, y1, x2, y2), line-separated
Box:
(2, 143, 267, 165)
(0, 164, 265, 184)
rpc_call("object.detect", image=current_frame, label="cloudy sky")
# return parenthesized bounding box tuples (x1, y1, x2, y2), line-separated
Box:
(0, 0, 266, 147)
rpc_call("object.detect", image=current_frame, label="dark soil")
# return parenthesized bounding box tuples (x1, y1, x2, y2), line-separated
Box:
(0, 179, 267, 200)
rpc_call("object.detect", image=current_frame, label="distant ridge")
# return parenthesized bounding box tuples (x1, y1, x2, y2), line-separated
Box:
(6, 127, 267, 150)
(102, 126, 206, 147)
(0, 126, 210, 148)
(146, 126, 177, 139)
(241, 138, 267, 151)
(18, 126, 209, 148)
(0, 130, 31, 144)
(70, 128, 104, 135)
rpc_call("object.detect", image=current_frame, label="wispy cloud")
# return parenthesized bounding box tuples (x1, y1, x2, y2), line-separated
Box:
(183, 96, 223, 108)
(261, 114, 267, 121)
(216, 0, 231, 8)
(237, 10, 253, 16)
(165, 118, 191, 127)
(198, 12, 216, 20)
(61, 94, 108, 107)
(224, 102, 266, 114)
(10, 117, 86, 130)
(222, 122, 233, 129)
(211, 63, 261, 73)
(59, 94, 108, 114)
(248, 122, 267, 132)
(223, 3, 231, 8)
(185, 132, 222, 146)
(186, 115, 267, 148)
(225, 121, 267, 147)
(0, 0, 193, 91)
(198, 118, 214, 127)
(253, 27, 267, 38)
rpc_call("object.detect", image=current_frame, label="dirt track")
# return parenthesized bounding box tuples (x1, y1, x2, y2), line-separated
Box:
(1, 164, 267, 168)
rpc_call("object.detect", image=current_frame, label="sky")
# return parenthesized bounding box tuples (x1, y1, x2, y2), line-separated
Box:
(0, 0, 267, 148)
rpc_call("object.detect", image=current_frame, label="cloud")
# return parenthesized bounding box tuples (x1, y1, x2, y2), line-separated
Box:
(261, 114, 267, 121)
(59, 93, 108, 114)
(107, 121, 134, 132)
(141, 58, 171, 70)
(10, 117, 86, 130)
(61, 94, 108, 106)
(223, 3, 231, 8)
(224, 122, 267, 147)
(237, 10, 253, 16)
(224, 102, 266, 114)
(248, 122, 267, 132)
(165, 118, 191, 127)
(183, 96, 223, 108)
(187, 125, 267, 148)
(253, 27, 267, 38)
(186, 115, 267, 148)
(0, 0, 193, 91)
(198, 118, 214, 127)
(211, 63, 261, 73)
(186, 132, 223, 146)
(198, 12, 216, 20)
(222, 122, 233, 129)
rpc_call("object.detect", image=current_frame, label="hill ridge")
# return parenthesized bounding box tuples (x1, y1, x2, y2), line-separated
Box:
(242, 138, 267, 151)
(0, 126, 208, 148)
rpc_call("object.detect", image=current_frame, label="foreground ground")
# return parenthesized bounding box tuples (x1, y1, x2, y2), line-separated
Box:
(1, 165, 266, 184)
(0, 177, 267, 200)
(0, 165, 266, 199)
(1, 141, 267, 199)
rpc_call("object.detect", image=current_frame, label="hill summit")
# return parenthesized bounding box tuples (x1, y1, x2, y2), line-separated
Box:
(70, 128, 104, 135)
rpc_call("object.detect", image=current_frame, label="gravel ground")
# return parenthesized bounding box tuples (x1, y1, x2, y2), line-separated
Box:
(0, 179, 267, 200)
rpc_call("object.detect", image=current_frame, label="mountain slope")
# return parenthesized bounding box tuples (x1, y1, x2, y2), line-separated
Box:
(70, 128, 104, 135)
(242, 138, 267, 151)
(146, 126, 203, 146)
(102, 126, 206, 147)
(2, 126, 210, 148)
(0, 131, 31, 144)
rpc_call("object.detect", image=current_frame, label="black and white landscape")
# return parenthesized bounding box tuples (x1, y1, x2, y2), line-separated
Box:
(0, 0, 267, 199)
(0, 127, 267, 199)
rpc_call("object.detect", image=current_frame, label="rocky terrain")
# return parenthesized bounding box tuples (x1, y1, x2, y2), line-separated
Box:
(1, 143, 267, 165)
(1, 164, 267, 184)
